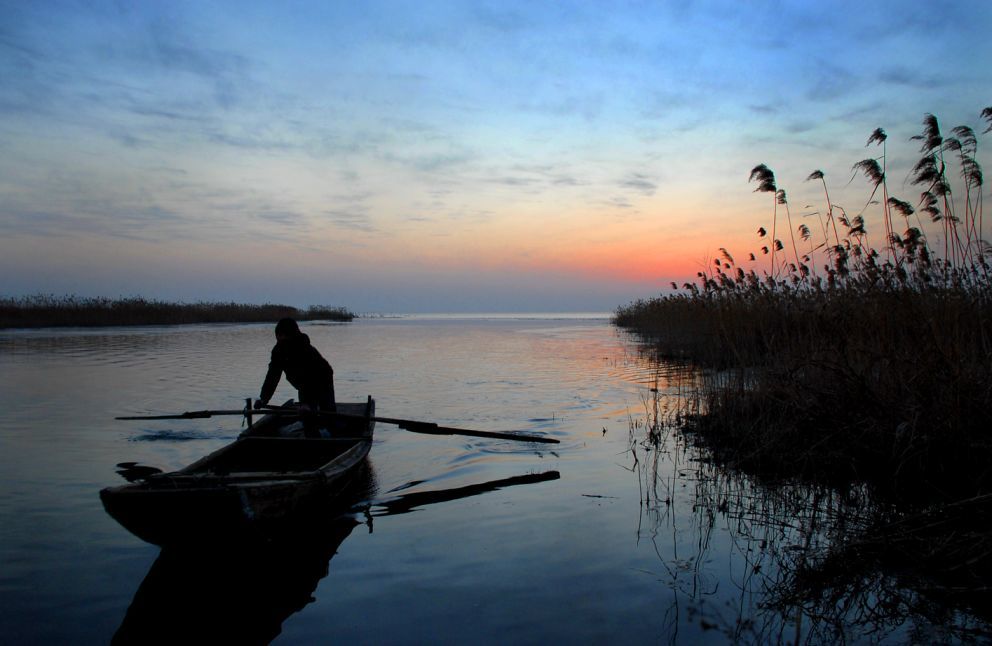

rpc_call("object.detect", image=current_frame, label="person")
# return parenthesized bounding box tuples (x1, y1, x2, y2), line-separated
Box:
(255, 318, 336, 423)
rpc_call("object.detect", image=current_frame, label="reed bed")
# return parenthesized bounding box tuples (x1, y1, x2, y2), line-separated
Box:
(0, 295, 354, 329)
(616, 108, 992, 501)
(617, 110, 992, 614)
(626, 374, 992, 642)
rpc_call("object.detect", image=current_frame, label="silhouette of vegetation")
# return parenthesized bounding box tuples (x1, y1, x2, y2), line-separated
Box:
(0, 295, 354, 329)
(624, 364, 992, 642)
(617, 108, 992, 638)
(616, 107, 992, 501)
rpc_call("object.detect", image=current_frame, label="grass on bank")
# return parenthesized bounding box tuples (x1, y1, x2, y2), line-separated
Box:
(615, 107, 992, 502)
(0, 295, 355, 329)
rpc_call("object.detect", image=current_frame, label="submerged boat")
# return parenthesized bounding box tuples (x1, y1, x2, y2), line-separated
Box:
(100, 397, 375, 545)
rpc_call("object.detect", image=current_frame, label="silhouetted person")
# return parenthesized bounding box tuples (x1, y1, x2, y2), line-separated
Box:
(255, 318, 336, 428)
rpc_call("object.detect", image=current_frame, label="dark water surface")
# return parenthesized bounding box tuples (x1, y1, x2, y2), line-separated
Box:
(1, 316, 986, 644)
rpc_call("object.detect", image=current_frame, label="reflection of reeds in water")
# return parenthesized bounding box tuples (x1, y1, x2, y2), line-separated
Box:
(775, 491, 992, 639)
(615, 111, 992, 633)
(625, 376, 992, 643)
(624, 360, 699, 509)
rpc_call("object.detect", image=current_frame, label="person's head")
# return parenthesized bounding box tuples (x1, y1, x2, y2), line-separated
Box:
(275, 317, 300, 341)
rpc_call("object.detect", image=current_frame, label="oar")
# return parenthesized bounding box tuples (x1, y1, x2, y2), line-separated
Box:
(257, 405, 559, 444)
(261, 408, 561, 444)
(117, 407, 560, 444)
(116, 410, 251, 420)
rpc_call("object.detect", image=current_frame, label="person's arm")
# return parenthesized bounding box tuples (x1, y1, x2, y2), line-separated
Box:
(257, 348, 283, 406)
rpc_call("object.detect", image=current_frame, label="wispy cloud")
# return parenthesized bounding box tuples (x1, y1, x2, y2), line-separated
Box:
(95, 16, 255, 110)
(0, 203, 190, 242)
(785, 121, 817, 135)
(323, 209, 377, 233)
(255, 210, 305, 226)
(749, 104, 779, 115)
(601, 196, 633, 210)
(619, 173, 657, 195)
(879, 67, 952, 90)
(2, 1, 991, 310)
(805, 62, 859, 102)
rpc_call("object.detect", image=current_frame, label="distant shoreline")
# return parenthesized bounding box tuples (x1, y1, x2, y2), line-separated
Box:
(371, 311, 612, 320)
(0, 295, 354, 329)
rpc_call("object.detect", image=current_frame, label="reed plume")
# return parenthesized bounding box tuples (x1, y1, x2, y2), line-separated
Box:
(750, 164, 779, 277)
(615, 107, 992, 502)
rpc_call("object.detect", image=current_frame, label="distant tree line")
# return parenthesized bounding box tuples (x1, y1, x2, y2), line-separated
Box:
(0, 295, 354, 329)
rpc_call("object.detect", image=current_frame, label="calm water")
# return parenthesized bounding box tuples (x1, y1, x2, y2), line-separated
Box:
(0, 316, 986, 644)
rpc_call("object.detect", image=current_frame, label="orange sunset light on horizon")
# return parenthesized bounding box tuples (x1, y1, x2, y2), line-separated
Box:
(2, 2, 990, 312)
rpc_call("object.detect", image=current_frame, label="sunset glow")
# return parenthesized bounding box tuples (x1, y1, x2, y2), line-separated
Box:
(2, 1, 991, 311)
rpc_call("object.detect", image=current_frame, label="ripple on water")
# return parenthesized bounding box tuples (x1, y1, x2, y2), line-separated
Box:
(0, 318, 715, 643)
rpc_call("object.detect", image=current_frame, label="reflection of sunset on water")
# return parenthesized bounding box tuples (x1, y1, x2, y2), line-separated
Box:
(2, 313, 986, 641)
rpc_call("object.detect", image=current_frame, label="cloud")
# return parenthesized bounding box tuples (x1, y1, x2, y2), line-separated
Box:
(749, 104, 779, 115)
(255, 210, 305, 226)
(491, 175, 538, 187)
(402, 151, 478, 174)
(833, 102, 886, 122)
(95, 16, 254, 110)
(601, 196, 633, 210)
(0, 208, 81, 236)
(640, 89, 712, 122)
(470, 4, 532, 34)
(0, 4, 286, 156)
(805, 62, 859, 102)
(323, 209, 377, 233)
(0, 28, 65, 117)
(0, 203, 189, 242)
(878, 67, 951, 90)
(504, 163, 586, 188)
(517, 90, 607, 122)
(785, 121, 817, 134)
(552, 175, 583, 186)
(619, 173, 657, 195)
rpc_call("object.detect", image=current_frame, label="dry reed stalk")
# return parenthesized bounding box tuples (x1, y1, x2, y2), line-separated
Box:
(615, 107, 992, 501)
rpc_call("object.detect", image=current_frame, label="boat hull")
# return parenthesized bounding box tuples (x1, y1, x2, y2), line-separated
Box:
(101, 399, 374, 545)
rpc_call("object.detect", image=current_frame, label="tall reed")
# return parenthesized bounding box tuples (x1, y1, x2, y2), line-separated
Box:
(615, 108, 992, 502)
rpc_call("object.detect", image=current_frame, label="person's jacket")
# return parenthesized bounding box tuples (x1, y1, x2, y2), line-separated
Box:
(259, 332, 333, 402)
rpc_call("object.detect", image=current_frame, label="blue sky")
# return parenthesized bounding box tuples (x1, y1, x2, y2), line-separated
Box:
(2, 1, 990, 312)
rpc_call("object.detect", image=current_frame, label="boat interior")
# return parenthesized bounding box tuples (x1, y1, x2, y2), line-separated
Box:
(181, 437, 365, 474)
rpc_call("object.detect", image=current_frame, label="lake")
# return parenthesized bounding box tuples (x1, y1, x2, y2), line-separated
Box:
(0, 315, 987, 644)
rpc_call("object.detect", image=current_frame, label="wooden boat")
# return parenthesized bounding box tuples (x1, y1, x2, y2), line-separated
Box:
(100, 397, 375, 545)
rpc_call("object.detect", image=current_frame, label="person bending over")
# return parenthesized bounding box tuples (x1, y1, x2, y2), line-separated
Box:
(255, 318, 336, 420)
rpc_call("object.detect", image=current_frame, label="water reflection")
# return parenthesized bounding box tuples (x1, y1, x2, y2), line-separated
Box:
(369, 470, 560, 517)
(625, 367, 992, 644)
(22, 317, 980, 642)
(111, 463, 559, 645)
(111, 462, 378, 645)
(112, 517, 361, 645)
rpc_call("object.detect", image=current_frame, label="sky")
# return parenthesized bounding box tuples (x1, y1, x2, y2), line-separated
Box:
(1, 0, 991, 313)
